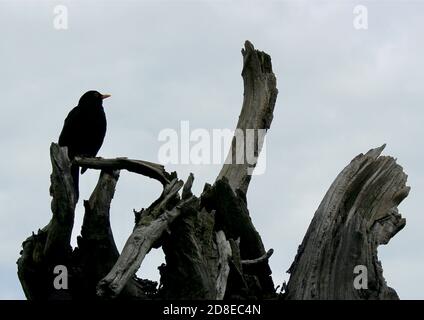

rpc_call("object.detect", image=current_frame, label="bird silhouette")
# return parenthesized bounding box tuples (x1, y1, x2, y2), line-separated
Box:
(58, 90, 110, 199)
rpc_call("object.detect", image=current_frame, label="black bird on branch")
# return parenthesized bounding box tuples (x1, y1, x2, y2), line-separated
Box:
(58, 90, 111, 199)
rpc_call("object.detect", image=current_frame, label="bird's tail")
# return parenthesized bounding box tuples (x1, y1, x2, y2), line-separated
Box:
(71, 164, 80, 200)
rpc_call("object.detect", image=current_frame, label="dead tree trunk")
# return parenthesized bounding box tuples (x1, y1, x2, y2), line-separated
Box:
(17, 41, 409, 300)
(285, 145, 409, 300)
(95, 40, 278, 300)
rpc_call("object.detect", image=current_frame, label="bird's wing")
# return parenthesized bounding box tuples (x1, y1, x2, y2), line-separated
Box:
(58, 106, 80, 147)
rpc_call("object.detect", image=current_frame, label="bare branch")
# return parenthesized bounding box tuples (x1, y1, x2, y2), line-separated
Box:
(241, 249, 274, 266)
(74, 156, 170, 186)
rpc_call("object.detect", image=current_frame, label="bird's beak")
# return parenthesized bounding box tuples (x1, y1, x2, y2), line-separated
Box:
(101, 94, 111, 100)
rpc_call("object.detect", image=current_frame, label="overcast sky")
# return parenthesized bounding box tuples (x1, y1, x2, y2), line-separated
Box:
(0, 0, 423, 299)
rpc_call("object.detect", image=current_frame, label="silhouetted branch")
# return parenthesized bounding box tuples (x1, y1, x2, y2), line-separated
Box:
(74, 156, 170, 186)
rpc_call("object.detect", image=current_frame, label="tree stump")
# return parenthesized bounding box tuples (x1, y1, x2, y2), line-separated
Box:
(17, 41, 409, 300)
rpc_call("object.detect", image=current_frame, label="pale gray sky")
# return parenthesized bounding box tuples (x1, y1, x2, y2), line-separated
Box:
(0, 0, 423, 299)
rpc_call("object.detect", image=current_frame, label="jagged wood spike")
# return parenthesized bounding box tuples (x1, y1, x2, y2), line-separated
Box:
(285, 145, 409, 300)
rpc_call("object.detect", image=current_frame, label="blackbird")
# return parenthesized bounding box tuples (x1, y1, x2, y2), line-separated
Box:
(58, 90, 110, 198)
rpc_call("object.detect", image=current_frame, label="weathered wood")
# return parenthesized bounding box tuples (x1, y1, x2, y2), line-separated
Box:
(213, 41, 278, 297)
(81, 170, 120, 255)
(18, 144, 169, 300)
(182, 173, 194, 200)
(241, 249, 274, 266)
(285, 145, 409, 300)
(44, 143, 78, 259)
(200, 178, 275, 298)
(76, 168, 157, 299)
(18, 41, 410, 302)
(17, 143, 77, 299)
(160, 207, 221, 299)
(97, 178, 194, 298)
(158, 42, 278, 300)
(72, 170, 121, 298)
(215, 231, 232, 300)
(157, 172, 236, 300)
(18, 42, 282, 301)
(159, 176, 275, 299)
(74, 156, 170, 186)
(217, 40, 278, 195)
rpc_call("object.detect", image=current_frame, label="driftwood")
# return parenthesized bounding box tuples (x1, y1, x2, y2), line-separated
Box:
(17, 41, 410, 300)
